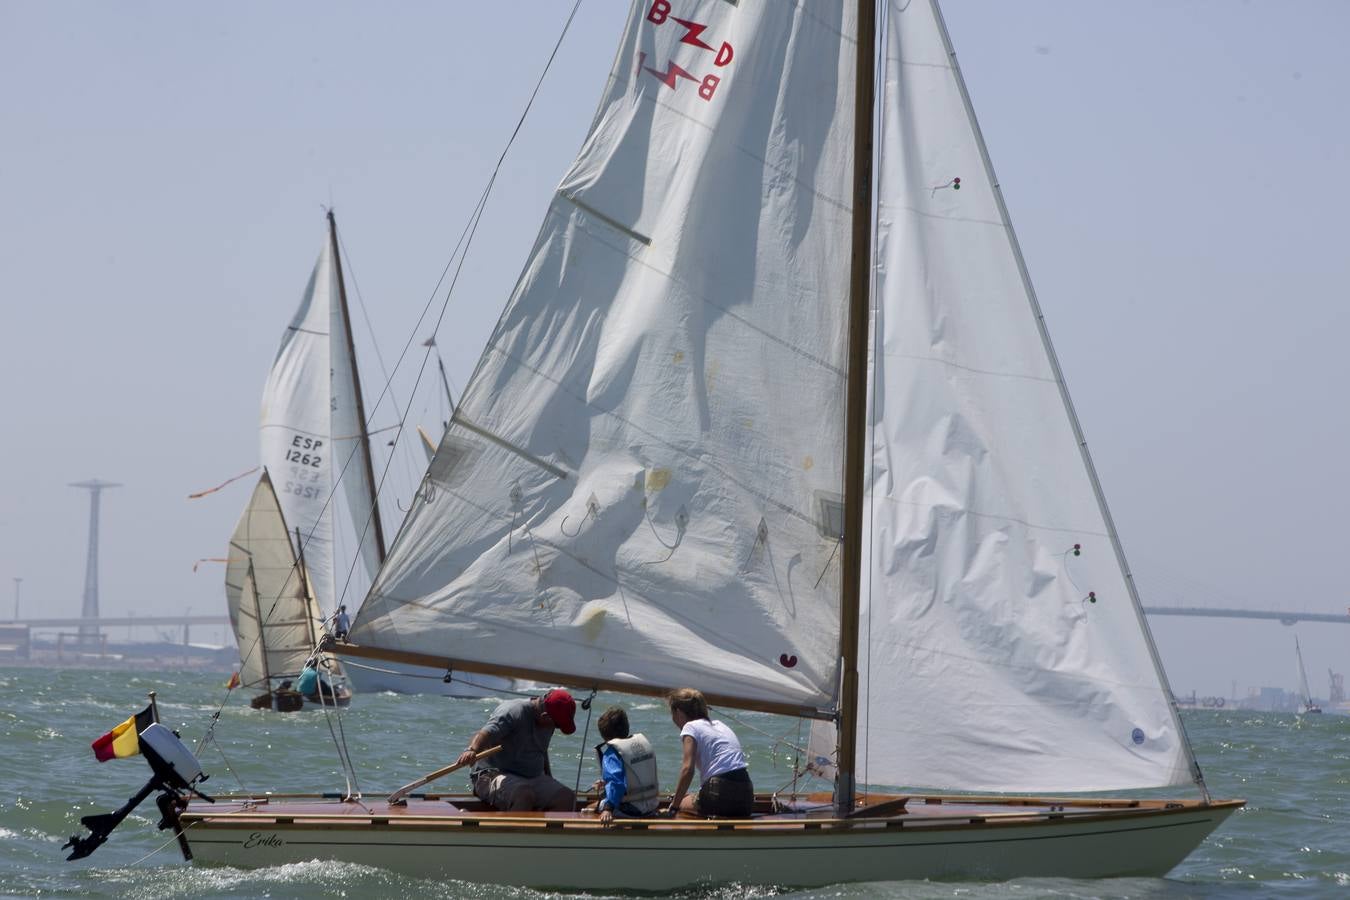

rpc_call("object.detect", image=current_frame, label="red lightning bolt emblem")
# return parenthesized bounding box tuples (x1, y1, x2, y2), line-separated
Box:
(670, 17, 713, 51)
(638, 52, 699, 90)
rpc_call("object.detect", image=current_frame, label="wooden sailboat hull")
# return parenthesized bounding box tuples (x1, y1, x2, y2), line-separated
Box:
(178, 794, 1241, 889)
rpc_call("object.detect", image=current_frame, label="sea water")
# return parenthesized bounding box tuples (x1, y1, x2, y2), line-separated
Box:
(2, 665, 1346, 898)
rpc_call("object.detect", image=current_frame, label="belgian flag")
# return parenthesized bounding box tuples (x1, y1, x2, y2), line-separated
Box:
(90, 704, 156, 762)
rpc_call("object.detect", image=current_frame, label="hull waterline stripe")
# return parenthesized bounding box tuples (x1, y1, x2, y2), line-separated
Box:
(187, 813, 1220, 852)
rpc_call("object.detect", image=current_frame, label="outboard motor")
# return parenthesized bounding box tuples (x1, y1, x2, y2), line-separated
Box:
(64, 723, 213, 861)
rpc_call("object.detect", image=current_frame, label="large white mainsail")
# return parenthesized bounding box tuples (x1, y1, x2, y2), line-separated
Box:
(352, 0, 858, 713)
(225, 472, 328, 689)
(846, 0, 1192, 792)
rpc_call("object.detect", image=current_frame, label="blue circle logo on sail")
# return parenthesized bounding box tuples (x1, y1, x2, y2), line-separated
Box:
(1131, 728, 1145, 745)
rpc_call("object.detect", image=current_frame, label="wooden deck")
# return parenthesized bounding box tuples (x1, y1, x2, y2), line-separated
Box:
(181, 791, 1238, 835)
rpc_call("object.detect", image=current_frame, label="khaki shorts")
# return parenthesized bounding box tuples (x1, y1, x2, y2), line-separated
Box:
(473, 771, 574, 811)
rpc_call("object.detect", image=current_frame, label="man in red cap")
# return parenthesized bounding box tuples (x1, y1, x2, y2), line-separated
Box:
(456, 689, 577, 811)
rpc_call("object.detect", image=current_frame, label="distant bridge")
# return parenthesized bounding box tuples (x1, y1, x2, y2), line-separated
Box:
(0, 616, 230, 628)
(1143, 606, 1350, 626)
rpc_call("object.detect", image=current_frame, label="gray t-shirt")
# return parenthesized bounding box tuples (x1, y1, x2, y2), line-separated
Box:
(471, 698, 553, 779)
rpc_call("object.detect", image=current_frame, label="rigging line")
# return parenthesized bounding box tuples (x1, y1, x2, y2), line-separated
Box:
(416, 0, 586, 421)
(315, 678, 357, 799)
(813, 538, 841, 589)
(571, 688, 598, 810)
(333, 709, 362, 801)
(331, 422, 401, 440)
(212, 739, 251, 795)
(298, 630, 362, 798)
(391, 420, 422, 510)
(333, 225, 402, 417)
(642, 503, 682, 552)
(712, 707, 809, 757)
(336, 222, 437, 540)
(325, 164, 499, 614)
(433, 344, 461, 415)
(127, 817, 202, 867)
(332, 0, 586, 616)
(339, 658, 535, 697)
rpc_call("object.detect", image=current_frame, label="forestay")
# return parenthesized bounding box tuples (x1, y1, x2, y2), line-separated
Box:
(353, 0, 858, 711)
(847, 0, 1192, 792)
(328, 221, 385, 583)
(225, 473, 328, 689)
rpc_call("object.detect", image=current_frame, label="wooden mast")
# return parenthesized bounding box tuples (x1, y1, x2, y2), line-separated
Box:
(836, 0, 876, 815)
(327, 210, 388, 564)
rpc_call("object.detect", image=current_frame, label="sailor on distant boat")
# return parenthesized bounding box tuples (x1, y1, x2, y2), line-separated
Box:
(590, 706, 660, 827)
(457, 689, 577, 812)
(296, 658, 334, 699)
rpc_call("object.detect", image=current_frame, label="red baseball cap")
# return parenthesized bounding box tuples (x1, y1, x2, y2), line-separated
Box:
(542, 689, 576, 735)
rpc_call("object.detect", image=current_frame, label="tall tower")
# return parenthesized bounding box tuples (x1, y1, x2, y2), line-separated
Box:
(69, 479, 121, 645)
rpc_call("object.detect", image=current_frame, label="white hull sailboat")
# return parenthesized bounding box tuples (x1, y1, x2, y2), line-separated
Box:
(1295, 636, 1322, 715)
(183, 794, 1239, 889)
(175, 0, 1239, 887)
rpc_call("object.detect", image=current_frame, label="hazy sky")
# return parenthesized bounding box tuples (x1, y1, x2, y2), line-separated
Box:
(1, 1, 1346, 698)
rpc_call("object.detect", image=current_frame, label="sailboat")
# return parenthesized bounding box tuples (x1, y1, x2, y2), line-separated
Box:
(221, 211, 375, 708)
(173, 0, 1240, 887)
(238, 211, 509, 700)
(224, 471, 350, 710)
(1295, 637, 1322, 715)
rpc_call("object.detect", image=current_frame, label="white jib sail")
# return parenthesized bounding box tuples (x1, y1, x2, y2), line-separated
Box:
(260, 241, 339, 614)
(353, 0, 858, 711)
(851, 0, 1191, 791)
(225, 473, 328, 688)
